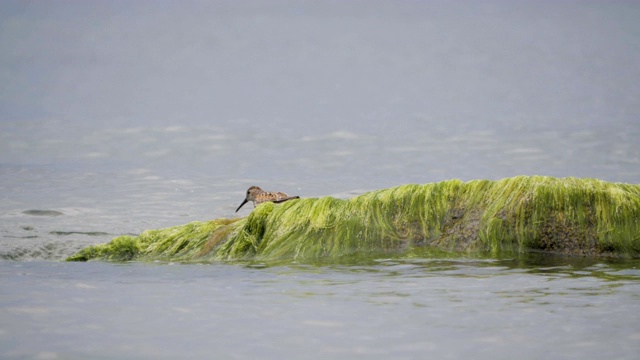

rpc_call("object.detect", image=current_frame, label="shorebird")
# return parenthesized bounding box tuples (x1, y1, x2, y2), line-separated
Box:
(235, 186, 300, 212)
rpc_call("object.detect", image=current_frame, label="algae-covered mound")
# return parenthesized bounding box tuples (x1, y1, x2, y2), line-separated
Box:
(67, 176, 640, 262)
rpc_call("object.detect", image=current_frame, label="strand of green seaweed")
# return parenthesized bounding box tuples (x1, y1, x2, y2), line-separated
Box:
(67, 176, 640, 262)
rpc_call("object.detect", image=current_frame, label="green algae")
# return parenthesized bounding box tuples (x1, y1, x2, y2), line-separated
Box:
(66, 219, 240, 262)
(67, 176, 640, 262)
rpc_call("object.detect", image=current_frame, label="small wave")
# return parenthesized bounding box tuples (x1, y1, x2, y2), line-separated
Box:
(0, 240, 95, 261)
(50, 231, 110, 236)
(22, 210, 64, 217)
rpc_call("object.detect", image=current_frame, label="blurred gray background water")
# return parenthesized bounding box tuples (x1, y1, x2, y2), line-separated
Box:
(1, 1, 640, 359)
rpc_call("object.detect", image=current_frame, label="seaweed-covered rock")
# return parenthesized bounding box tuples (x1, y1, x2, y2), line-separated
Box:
(67, 176, 640, 262)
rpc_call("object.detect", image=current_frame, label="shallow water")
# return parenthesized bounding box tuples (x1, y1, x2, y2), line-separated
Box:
(2, 258, 640, 359)
(1, 1, 640, 359)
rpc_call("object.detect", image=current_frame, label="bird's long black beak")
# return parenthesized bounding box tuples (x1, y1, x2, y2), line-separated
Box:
(235, 198, 249, 213)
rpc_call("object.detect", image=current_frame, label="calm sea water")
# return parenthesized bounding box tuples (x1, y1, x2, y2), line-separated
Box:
(1, 1, 640, 359)
(1, 259, 640, 359)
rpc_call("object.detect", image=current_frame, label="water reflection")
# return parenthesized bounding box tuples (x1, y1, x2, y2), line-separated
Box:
(242, 253, 640, 282)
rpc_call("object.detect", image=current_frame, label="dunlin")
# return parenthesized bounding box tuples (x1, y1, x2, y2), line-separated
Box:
(235, 186, 300, 212)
